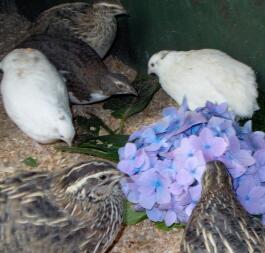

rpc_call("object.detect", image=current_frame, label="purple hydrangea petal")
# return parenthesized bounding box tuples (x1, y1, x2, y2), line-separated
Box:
(165, 210, 177, 226)
(124, 143, 137, 159)
(184, 155, 206, 182)
(189, 184, 202, 202)
(117, 160, 135, 175)
(175, 169, 195, 186)
(174, 189, 191, 206)
(162, 106, 179, 117)
(169, 183, 183, 195)
(233, 150, 255, 167)
(139, 193, 156, 209)
(196, 128, 228, 160)
(227, 163, 247, 178)
(128, 191, 140, 203)
(156, 186, 171, 205)
(185, 202, 196, 216)
(146, 208, 164, 222)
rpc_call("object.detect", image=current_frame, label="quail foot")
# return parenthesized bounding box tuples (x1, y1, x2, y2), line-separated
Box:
(31, 0, 128, 58)
(0, 48, 75, 145)
(148, 49, 259, 118)
(180, 160, 265, 253)
(18, 34, 137, 104)
(0, 160, 125, 253)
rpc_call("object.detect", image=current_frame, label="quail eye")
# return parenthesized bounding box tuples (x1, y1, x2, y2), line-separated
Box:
(151, 63, 155, 67)
(99, 175, 107, 180)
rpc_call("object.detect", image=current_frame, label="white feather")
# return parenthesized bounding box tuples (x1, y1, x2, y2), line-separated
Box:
(0, 48, 75, 145)
(148, 49, 259, 118)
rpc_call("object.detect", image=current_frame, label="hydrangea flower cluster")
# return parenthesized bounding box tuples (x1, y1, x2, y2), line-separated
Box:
(118, 100, 265, 226)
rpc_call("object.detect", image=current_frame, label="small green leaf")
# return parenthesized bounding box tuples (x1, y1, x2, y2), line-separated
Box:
(155, 222, 185, 231)
(75, 114, 115, 136)
(58, 146, 119, 162)
(23, 157, 38, 168)
(124, 202, 147, 225)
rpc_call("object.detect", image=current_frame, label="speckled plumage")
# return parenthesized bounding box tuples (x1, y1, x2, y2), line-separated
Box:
(18, 34, 136, 104)
(180, 161, 265, 253)
(0, 160, 124, 253)
(31, 0, 127, 58)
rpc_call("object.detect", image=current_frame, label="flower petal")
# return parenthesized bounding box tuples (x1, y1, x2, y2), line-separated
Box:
(139, 193, 156, 209)
(146, 208, 164, 222)
(165, 210, 177, 226)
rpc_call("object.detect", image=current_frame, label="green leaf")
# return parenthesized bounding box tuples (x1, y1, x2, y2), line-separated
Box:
(57, 134, 129, 162)
(124, 202, 147, 225)
(58, 146, 119, 162)
(75, 114, 115, 136)
(103, 78, 160, 120)
(155, 222, 185, 231)
(23, 157, 38, 168)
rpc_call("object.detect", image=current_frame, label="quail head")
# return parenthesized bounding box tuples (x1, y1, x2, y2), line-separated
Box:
(180, 160, 265, 253)
(31, 0, 128, 58)
(148, 49, 259, 118)
(18, 34, 137, 104)
(0, 48, 75, 145)
(0, 160, 125, 253)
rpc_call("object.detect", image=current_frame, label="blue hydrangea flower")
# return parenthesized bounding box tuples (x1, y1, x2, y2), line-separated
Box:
(118, 100, 265, 226)
(118, 143, 150, 176)
(192, 128, 228, 161)
(137, 170, 171, 209)
(253, 149, 265, 182)
(237, 178, 265, 214)
(221, 136, 255, 178)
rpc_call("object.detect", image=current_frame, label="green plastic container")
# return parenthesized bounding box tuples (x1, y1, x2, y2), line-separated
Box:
(17, 0, 265, 88)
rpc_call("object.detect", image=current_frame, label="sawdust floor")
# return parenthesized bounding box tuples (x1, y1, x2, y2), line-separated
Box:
(0, 89, 184, 253)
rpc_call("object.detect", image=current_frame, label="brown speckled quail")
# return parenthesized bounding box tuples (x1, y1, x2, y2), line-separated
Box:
(180, 160, 265, 253)
(0, 160, 125, 253)
(18, 34, 137, 104)
(31, 0, 127, 58)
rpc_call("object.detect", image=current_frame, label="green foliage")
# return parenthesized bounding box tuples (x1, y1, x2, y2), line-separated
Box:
(59, 134, 128, 162)
(155, 222, 185, 231)
(23, 157, 38, 168)
(124, 202, 147, 225)
(57, 115, 129, 161)
(123, 202, 185, 231)
(74, 114, 115, 140)
(103, 78, 160, 131)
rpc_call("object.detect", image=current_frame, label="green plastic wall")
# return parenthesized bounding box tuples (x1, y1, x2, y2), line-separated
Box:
(17, 0, 265, 88)
(122, 0, 265, 88)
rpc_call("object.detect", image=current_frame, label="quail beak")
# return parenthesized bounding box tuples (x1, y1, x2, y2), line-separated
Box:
(64, 138, 73, 147)
(122, 9, 129, 16)
(112, 171, 126, 183)
(118, 4, 128, 15)
(128, 86, 138, 96)
(148, 69, 152, 75)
